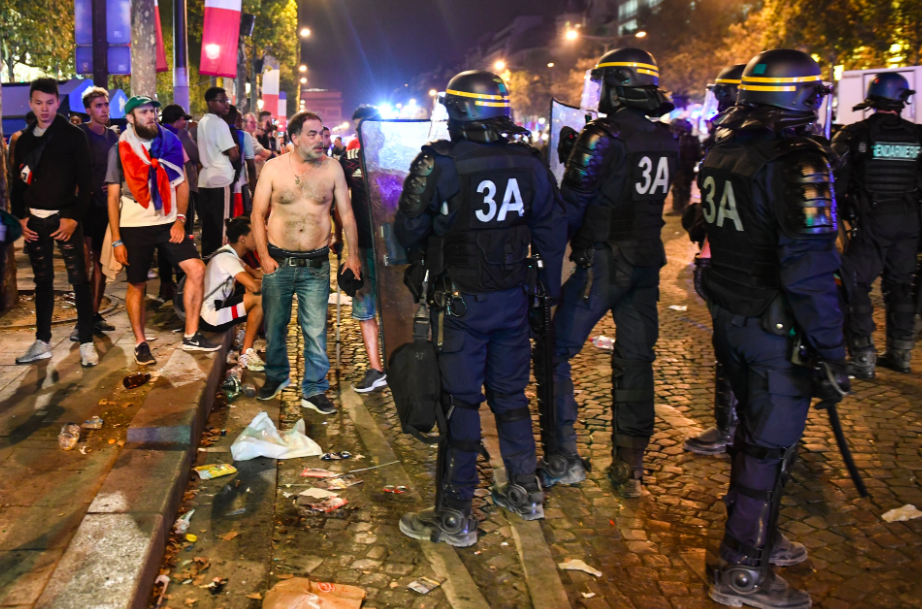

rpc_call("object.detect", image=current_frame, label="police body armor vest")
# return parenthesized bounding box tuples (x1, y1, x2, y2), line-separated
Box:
(853, 113, 922, 209)
(700, 137, 786, 318)
(435, 140, 535, 294)
(597, 113, 679, 266)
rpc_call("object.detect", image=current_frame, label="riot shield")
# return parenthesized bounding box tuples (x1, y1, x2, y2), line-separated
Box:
(698, 89, 720, 135)
(359, 119, 436, 368)
(549, 99, 594, 185)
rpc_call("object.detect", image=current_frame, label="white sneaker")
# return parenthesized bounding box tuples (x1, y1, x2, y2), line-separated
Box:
(240, 348, 265, 372)
(80, 342, 99, 368)
(16, 340, 52, 364)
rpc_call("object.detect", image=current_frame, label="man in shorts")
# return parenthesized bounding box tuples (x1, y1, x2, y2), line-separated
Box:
(75, 87, 119, 339)
(251, 111, 362, 414)
(106, 96, 219, 365)
(201, 217, 265, 371)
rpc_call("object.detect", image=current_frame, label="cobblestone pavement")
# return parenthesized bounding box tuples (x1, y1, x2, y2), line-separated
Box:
(156, 214, 922, 609)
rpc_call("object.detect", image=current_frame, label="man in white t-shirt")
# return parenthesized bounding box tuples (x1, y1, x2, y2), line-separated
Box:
(197, 87, 239, 257)
(201, 217, 265, 371)
(106, 96, 219, 366)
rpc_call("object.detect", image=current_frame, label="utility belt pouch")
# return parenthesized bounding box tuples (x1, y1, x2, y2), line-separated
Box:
(760, 294, 795, 337)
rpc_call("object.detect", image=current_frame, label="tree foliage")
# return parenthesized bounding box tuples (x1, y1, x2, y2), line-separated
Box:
(0, 0, 76, 82)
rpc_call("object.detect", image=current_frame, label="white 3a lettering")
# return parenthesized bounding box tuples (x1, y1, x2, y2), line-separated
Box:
(475, 178, 525, 222)
(702, 176, 744, 231)
(635, 156, 670, 195)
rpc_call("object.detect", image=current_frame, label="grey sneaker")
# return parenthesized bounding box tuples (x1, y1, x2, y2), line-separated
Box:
(17, 340, 52, 364)
(182, 332, 220, 352)
(134, 342, 156, 366)
(353, 368, 387, 393)
(80, 342, 99, 367)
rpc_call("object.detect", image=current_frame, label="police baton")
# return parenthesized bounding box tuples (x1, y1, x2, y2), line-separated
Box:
(814, 363, 869, 498)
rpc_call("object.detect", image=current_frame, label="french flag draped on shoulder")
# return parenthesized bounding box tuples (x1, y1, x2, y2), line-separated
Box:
(199, 0, 242, 78)
(118, 125, 185, 216)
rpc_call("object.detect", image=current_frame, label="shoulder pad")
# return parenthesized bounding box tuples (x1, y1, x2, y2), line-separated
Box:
(562, 121, 620, 193)
(588, 117, 622, 139)
(776, 138, 837, 239)
(507, 141, 543, 158)
(422, 139, 453, 157)
(399, 149, 440, 219)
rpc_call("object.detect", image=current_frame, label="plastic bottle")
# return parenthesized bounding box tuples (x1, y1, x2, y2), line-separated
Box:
(242, 383, 256, 398)
(592, 335, 615, 350)
(58, 423, 81, 450)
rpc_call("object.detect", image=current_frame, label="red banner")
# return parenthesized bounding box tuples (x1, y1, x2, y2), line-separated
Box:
(199, 0, 241, 78)
(154, 0, 168, 73)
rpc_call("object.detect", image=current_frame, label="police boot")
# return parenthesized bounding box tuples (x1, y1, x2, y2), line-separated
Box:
(710, 560, 811, 609)
(491, 474, 545, 521)
(400, 500, 479, 548)
(846, 337, 876, 379)
(878, 337, 913, 373)
(685, 364, 738, 456)
(539, 452, 589, 488)
(608, 446, 645, 499)
(769, 533, 807, 567)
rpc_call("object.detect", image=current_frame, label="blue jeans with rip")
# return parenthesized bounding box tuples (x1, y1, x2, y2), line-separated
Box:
(262, 260, 331, 398)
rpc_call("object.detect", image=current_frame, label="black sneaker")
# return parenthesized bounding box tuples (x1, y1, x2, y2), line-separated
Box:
(302, 393, 336, 415)
(134, 342, 156, 366)
(353, 368, 387, 393)
(257, 377, 291, 401)
(94, 313, 115, 332)
(182, 332, 221, 352)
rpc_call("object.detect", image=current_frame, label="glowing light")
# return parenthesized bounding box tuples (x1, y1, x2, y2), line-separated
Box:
(494, 60, 506, 71)
(408, 98, 417, 106)
(299, 28, 311, 38)
(547, 62, 555, 68)
(538, 117, 546, 125)
(565, 29, 579, 41)
(205, 44, 221, 60)
(257, 99, 264, 109)
(300, 77, 307, 84)
(635, 30, 647, 38)
(299, 65, 307, 72)
(396, 103, 403, 109)
(429, 89, 437, 97)
(378, 103, 394, 118)
(834, 65, 844, 81)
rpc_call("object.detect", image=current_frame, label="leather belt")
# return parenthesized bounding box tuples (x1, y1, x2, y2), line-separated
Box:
(274, 257, 324, 268)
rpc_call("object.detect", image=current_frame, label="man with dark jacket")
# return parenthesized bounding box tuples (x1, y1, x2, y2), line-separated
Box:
(11, 78, 98, 367)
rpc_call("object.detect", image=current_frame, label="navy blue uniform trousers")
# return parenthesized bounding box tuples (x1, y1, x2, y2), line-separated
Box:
(436, 287, 537, 502)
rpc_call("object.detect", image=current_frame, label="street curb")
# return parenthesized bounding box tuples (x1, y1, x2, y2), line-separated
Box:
(34, 331, 232, 609)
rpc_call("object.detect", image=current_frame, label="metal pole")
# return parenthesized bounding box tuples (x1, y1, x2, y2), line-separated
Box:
(91, 0, 108, 89)
(173, 0, 190, 112)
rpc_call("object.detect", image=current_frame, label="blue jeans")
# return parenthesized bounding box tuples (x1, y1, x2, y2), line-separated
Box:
(350, 247, 377, 321)
(262, 259, 331, 397)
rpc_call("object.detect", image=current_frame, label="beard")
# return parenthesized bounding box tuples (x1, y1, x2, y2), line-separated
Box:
(297, 144, 323, 162)
(133, 121, 159, 140)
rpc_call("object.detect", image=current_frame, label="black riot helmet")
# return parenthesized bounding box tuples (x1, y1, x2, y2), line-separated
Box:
(708, 64, 745, 113)
(590, 47, 674, 117)
(738, 49, 831, 114)
(442, 70, 529, 143)
(854, 72, 916, 112)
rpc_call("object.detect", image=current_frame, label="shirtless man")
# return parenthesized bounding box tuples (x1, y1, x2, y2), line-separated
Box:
(251, 111, 361, 414)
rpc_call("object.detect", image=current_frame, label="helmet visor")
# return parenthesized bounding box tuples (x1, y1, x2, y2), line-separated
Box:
(582, 69, 602, 113)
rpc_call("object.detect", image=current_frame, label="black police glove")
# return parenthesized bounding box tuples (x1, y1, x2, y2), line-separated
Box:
(693, 255, 709, 300)
(569, 247, 594, 269)
(813, 359, 851, 406)
(557, 126, 578, 164)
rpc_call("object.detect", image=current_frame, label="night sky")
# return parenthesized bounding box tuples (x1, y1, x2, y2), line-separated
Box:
(302, 0, 564, 116)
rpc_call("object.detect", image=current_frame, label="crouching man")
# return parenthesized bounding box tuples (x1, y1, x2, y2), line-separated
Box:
(200, 217, 265, 371)
(106, 96, 219, 365)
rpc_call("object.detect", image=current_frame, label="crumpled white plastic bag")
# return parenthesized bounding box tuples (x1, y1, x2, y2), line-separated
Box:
(231, 412, 322, 461)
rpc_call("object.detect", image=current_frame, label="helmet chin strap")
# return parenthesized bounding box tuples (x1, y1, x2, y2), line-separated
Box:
(602, 86, 675, 117)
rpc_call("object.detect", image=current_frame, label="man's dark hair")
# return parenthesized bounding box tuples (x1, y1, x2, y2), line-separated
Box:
(321, 125, 331, 134)
(30, 78, 59, 99)
(353, 104, 380, 122)
(258, 110, 272, 120)
(288, 111, 323, 137)
(225, 217, 252, 243)
(204, 86, 226, 102)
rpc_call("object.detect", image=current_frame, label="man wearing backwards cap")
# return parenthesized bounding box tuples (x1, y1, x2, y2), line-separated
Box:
(105, 96, 219, 367)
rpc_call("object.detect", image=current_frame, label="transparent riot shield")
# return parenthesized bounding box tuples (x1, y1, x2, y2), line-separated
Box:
(358, 119, 435, 367)
(549, 99, 589, 185)
(699, 89, 720, 134)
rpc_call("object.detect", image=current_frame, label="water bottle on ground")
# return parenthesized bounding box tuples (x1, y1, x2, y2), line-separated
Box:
(58, 423, 81, 450)
(592, 335, 615, 350)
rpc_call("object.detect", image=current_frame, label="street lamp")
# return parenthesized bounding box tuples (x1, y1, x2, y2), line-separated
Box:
(494, 60, 506, 71)
(547, 62, 555, 68)
(299, 64, 307, 72)
(429, 89, 437, 97)
(635, 31, 647, 38)
(565, 29, 579, 41)
(299, 27, 311, 38)
(300, 77, 307, 84)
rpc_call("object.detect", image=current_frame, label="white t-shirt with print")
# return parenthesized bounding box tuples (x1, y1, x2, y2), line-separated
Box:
(201, 245, 246, 325)
(197, 113, 236, 188)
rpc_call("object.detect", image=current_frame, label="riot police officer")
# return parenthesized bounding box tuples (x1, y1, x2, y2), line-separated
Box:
(834, 73, 921, 377)
(394, 71, 566, 547)
(701, 49, 849, 608)
(547, 48, 678, 498)
(683, 64, 746, 457)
